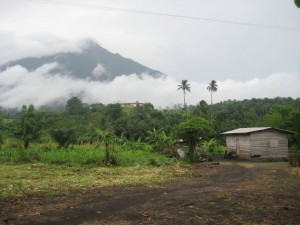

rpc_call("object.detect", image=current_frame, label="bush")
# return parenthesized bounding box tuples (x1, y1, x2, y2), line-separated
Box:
(175, 116, 214, 162)
(122, 138, 153, 152)
(0, 143, 173, 167)
(201, 138, 225, 156)
(50, 127, 77, 149)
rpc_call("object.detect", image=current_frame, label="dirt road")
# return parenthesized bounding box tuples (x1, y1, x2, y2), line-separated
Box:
(1, 161, 299, 225)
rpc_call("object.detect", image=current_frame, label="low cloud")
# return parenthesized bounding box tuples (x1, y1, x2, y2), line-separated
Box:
(0, 63, 299, 109)
(214, 73, 300, 102)
(91, 64, 107, 79)
(0, 33, 84, 64)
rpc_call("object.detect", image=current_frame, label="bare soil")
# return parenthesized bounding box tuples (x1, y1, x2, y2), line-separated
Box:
(1, 160, 299, 225)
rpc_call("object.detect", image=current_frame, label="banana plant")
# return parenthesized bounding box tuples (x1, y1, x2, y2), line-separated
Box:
(93, 127, 116, 164)
(147, 128, 168, 151)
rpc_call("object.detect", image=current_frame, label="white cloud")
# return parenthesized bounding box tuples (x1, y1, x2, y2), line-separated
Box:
(0, 64, 299, 109)
(214, 73, 300, 102)
(1, 1, 299, 82)
(0, 33, 83, 64)
(91, 64, 107, 79)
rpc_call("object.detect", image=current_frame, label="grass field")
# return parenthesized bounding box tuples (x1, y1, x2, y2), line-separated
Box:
(0, 144, 173, 166)
(0, 162, 189, 198)
(0, 144, 189, 198)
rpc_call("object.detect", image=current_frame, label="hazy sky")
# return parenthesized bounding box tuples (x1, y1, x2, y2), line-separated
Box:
(0, 0, 300, 108)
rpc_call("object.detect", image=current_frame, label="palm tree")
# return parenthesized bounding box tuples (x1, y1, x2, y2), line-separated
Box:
(177, 80, 191, 109)
(207, 80, 218, 122)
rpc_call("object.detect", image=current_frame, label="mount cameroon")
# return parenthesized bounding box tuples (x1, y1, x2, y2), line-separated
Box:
(0, 40, 163, 81)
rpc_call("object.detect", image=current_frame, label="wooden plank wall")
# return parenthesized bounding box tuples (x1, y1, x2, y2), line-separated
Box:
(225, 129, 289, 160)
(226, 136, 237, 153)
(237, 135, 251, 158)
(250, 130, 288, 159)
(226, 135, 251, 158)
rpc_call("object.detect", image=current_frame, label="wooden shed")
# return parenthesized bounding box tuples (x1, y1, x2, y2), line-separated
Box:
(221, 127, 294, 160)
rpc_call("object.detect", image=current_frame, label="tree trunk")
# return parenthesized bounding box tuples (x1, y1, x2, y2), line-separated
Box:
(183, 91, 186, 109)
(210, 91, 213, 123)
(105, 143, 109, 164)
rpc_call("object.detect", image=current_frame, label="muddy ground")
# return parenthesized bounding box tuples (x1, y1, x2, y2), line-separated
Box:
(1, 160, 299, 225)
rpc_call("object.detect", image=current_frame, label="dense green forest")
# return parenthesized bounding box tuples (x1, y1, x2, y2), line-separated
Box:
(0, 97, 299, 164)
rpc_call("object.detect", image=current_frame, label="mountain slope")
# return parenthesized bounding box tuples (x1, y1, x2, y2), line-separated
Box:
(0, 40, 162, 81)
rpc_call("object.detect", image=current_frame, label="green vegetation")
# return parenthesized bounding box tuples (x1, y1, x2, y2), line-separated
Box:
(0, 144, 174, 166)
(176, 117, 214, 161)
(1, 97, 299, 161)
(146, 128, 170, 152)
(18, 105, 42, 148)
(0, 96, 299, 197)
(201, 138, 226, 156)
(93, 127, 118, 165)
(50, 128, 77, 148)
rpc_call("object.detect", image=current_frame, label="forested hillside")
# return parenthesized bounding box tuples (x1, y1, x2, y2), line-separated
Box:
(212, 98, 300, 134)
(1, 97, 299, 152)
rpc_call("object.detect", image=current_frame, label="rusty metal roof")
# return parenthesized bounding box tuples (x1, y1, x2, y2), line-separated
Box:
(221, 127, 295, 135)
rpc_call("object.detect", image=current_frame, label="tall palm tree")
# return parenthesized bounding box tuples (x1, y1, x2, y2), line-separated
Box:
(207, 80, 218, 122)
(177, 80, 191, 109)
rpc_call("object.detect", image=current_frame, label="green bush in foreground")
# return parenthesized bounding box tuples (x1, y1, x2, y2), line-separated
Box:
(175, 116, 215, 162)
(0, 144, 173, 167)
(201, 138, 225, 156)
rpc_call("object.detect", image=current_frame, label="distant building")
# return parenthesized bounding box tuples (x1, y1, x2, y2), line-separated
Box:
(120, 101, 144, 107)
(221, 127, 295, 160)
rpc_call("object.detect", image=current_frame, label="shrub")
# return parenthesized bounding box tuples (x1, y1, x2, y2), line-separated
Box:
(0, 143, 173, 167)
(50, 127, 77, 149)
(201, 138, 225, 156)
(175, 116, 214, 162)
(122, 138, 153, 152)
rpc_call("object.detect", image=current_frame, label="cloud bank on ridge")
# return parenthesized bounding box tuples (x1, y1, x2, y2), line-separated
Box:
(0, 63, 299, 109)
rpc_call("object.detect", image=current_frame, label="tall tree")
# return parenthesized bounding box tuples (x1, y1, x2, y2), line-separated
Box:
(106, 103, 123, 121)
(66, 96, 87, 115)
(193, 100, 209, 118)
(177, 80, 191, 109)
(176, 116, 214, 162)
(207, 80, 218, 123)
(19, 105, 41, 148)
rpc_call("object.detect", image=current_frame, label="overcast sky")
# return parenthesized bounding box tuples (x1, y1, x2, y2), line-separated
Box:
(0, 0, 300, 108)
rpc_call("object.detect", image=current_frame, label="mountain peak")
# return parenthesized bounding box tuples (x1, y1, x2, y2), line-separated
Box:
(0, 40, 163, 81)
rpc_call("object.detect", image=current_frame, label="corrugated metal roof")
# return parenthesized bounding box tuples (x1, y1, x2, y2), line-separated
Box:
(221, 127, 295, 135)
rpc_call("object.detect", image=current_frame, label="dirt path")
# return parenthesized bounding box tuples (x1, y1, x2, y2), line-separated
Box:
(1, 161, 299, 225)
